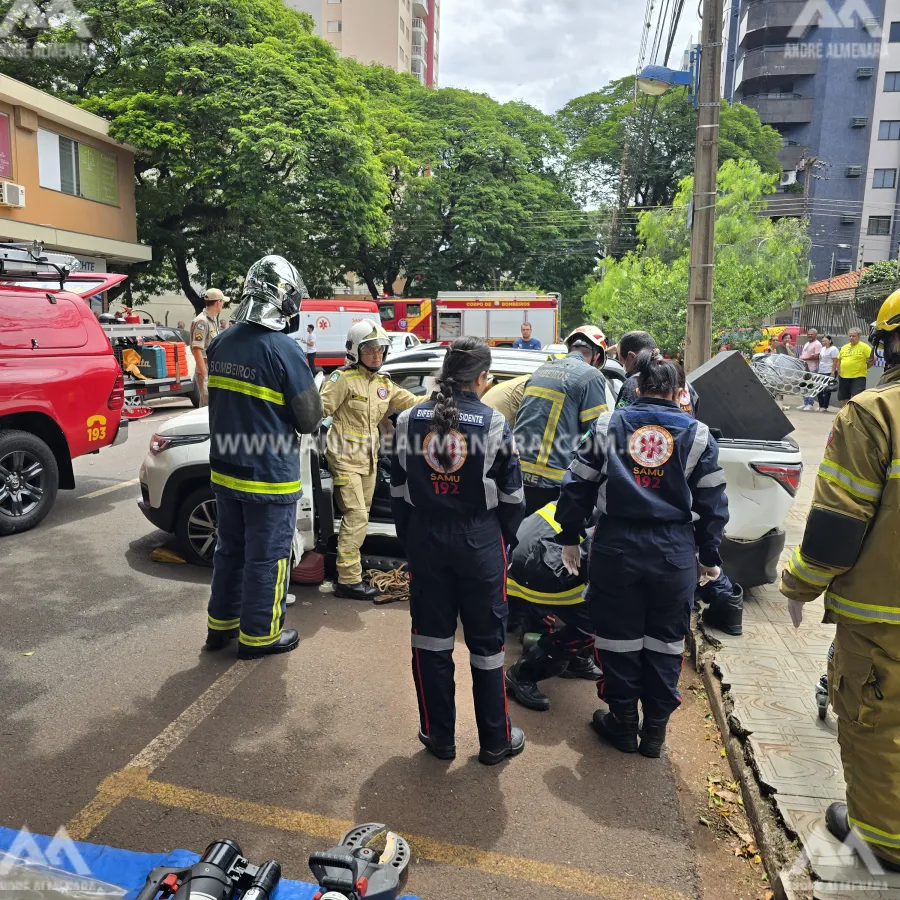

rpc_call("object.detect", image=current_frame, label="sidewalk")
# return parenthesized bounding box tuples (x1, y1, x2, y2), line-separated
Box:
(701, 408, 900, 900)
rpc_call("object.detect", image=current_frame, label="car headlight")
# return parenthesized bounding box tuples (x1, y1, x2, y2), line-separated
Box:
(149, 433, 208, 454)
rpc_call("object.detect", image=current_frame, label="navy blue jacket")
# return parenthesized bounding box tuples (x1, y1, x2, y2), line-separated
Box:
(207, 323, 322, 503)
(555, 398, 729, 566)
(390, 392, 525, 547)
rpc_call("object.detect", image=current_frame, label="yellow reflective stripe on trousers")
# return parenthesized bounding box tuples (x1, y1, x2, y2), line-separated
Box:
(211, 471, 301, 495)
(521, 460, 566, 481)
(506, 576, 586, 606)
(536, 502, 561, 534)
(818, 460, 883, 501)
(208, 616, 239, 631)
(524, 385, 565, 467)
(825, 592, 900, 624)
(270, 558, 286, 637)
(207, 375, 285, 405)
(849, 817, 900, 849)
(579, 404, 608, 423)
(239, 631, 281, 647)
(788, 548, 832, 588)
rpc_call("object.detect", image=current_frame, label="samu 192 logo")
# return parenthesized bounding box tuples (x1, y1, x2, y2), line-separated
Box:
(788, 0, 882, 39)
(0, 0, 92, 58)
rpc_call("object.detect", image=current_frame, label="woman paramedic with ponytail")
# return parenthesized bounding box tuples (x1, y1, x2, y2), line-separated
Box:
(389, 337, 528, 765)
(555, 350, 729, 758)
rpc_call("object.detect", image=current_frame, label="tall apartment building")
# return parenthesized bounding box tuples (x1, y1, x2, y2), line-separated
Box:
(289, 0, 440, 86)
(723, 0, 900, 280)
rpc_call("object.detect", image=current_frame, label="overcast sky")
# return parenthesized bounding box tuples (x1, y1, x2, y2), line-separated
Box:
(439, 0, 700, 113)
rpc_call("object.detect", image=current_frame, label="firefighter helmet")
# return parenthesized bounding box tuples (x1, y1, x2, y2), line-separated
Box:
(564, 325, 607, 366)
(346, 319, 391, 369)
(871, 289, 900, 365)
(232, 255, 307, 333)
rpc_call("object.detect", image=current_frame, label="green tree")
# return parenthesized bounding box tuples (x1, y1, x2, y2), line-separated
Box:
(1, 0, 389, 310)
(584, 159, 810, 357)
(556, 77, 783, 209)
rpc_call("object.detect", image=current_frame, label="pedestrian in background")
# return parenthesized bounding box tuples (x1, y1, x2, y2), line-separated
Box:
(176, 320, 186, 330)
(303, 323, 317, 373)
(512, 322, 542, 351)
(776, 333, 795, 356)
(817, 335, 839, 413)
(555, 350, 728, 758)
(190, 289, 225, 407)
(390, 336, 526, 765)
(798, 328, 822, 411)
(837, 328, 874, 407)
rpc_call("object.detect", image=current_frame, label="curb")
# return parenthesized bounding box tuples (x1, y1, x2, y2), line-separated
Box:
(689, 622, 814, 900)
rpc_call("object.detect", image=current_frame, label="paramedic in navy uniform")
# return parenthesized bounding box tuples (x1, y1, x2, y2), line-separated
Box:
(390, 337, 527, 765)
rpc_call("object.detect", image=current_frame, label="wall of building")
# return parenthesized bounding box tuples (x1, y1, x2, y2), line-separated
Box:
(284, 0, 322, 31)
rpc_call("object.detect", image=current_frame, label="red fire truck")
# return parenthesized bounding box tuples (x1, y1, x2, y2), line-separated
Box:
(378, 292, 560, 347)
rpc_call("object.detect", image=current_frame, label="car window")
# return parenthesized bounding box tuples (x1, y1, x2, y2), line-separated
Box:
(380, 304, 395, 322)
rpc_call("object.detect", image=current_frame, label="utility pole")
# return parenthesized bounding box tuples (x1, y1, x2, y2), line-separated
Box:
(684, 0, 724, 374)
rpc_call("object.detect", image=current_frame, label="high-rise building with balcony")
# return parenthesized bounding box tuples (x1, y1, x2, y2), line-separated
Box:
(287, 0, 440, 86)
(723, 0, 900, 280)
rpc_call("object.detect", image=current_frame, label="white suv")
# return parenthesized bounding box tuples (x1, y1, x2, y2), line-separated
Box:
(137, 346, 802, 586)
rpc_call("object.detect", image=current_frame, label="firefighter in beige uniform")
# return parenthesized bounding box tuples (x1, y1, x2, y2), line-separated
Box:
(780, 290, 900, 872)
(190, 289, 224, 407)
(322, 320, 419, 601)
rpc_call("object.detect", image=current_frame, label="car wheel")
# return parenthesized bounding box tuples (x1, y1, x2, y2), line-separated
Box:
(0, 429, 60, 536)
(175, 486, 217, 566)
(189, 380, 202, 409)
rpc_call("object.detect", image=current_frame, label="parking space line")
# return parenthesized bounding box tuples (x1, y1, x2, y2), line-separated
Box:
(79, 478, 140, 500)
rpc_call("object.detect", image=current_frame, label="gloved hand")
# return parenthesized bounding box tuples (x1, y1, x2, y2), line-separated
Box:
(561, 544, 581, 577)
(788, 598, 804, 629)
(699, 565, 721, 586)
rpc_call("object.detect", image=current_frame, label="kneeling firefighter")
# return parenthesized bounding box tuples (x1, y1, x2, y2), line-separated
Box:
(321, 320, 419, 601)
(780, 290, 900, 872)
(555, 350, 729, 757)
(504, 502, 601, 712)
(205, 256, 323, 659)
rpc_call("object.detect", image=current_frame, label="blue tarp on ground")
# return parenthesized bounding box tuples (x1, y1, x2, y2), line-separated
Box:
(0, 825, 420, 899)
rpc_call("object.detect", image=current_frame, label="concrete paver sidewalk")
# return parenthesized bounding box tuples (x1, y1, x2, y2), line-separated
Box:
(702, 409, 900, 900)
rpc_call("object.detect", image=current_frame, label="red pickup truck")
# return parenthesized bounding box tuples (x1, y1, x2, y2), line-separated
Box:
(0, 250, 128, 536)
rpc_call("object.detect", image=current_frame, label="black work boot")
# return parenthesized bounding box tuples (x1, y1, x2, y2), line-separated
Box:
(639, 716, 670, 758)
(826, 802, 900, 872)
(418, 730, 456, 761)
(560, 652, 603, 680)
(702, 583, 744, 636)
(592, 704, 639, 754)
(505, 661, 551, 711)
(204, 628, 238, 651)
(237, 629, 300, 660)
(334, 581, 378, 601)
(478, 727, 526, 765)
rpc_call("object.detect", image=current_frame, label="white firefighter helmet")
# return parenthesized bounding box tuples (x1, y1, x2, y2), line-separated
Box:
(346, 319, 391, 369)
(231, 255, 308, 333)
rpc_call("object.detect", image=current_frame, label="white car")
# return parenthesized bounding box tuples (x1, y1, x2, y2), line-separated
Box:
(386, 332, 422, 353)
(137, 347, 802, 586)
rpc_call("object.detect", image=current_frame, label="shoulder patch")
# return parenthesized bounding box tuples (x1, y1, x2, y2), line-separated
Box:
(330, 372, 341, 383)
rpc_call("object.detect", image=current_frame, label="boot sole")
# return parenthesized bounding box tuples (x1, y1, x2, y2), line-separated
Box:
(639, 742, 664, 758)
(478, 739, 526, 766)
(559, 669, 601, 681)
(505, 671, 550, 712)
(418, 732, 456, 760)
(237, 635, 301, 660)
(591, 717, 639, 753)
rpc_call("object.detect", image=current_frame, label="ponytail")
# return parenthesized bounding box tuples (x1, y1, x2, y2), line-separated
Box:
(634, 348, 685, 399)
(432, 336, 492, 472)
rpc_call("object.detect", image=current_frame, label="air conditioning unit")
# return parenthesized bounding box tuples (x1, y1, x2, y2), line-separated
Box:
(862, 16, 880, 32)
(857, 66, 875, 78)
(846, 165, 863, 177)
(852, 116, 869, 128)
(841, 214, 856, 225)
(0, 182, 25, 208)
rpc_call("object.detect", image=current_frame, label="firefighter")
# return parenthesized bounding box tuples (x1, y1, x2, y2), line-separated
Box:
(615, 331, 699, 416)
(556, 350, 728, 757)
(322, 320, 419, 601)
(204, 256, 323, 659)
(390, 336, 527, 764)
(504, 502, 600, 711)
(780, 289, 900, 873)
(514, 326, 609, 515)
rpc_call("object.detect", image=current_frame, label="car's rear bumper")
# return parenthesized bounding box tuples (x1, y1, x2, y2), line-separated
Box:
(720, 528, 786, 589)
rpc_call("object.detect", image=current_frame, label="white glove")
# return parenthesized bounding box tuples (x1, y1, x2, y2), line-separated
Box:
(699, 565, 721, 587)
(788, 598, 804, 629)
(561, 544, 581, 577)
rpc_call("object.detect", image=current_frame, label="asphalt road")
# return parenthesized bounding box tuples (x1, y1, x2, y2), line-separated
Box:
(1, 400, 706, 900)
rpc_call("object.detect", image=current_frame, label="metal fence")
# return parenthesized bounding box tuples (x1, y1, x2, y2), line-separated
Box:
(800, 277, 900, 335)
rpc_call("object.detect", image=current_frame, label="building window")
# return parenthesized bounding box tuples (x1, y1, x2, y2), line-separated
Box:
(834, 260, 853, 275)
(886, 72, 900, 91)
(36, 128, 119, 205)
(326, 0, 341, 3)
(400, 17, 405, 33)
(868, 216, 893, 236)
(879, 120, 900, 140)
(891, 21, 900, 41)
(873, 169, 897, 189)
(326, 19, 341, 31)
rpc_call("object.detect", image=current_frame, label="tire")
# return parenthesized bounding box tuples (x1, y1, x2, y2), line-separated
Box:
(189, 380, 202, 409)
(0, 429, 60, 536)
(175, 485, 218, 566)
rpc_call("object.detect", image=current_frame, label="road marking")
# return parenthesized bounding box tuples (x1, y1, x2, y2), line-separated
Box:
(79, 478, 140, 500)
(67, 661, 258, 839)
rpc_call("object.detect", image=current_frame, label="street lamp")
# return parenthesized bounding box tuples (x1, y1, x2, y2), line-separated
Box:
(636, 0, 725, 374)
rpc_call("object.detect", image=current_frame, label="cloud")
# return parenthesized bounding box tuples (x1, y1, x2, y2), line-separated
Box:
(437, 0, 699, 113)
